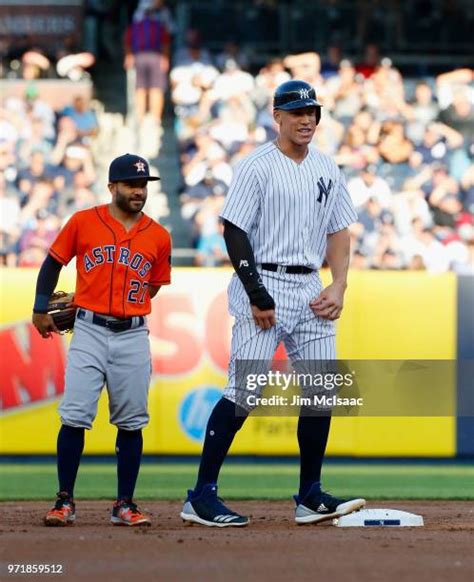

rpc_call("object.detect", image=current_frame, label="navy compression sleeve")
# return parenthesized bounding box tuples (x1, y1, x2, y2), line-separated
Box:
(223, 220, 275, 311)
(33, 254, 63, 313)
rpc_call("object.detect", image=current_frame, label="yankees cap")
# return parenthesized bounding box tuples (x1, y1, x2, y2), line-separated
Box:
(273, 80, 322, 111)
(108, 153, 160, 182)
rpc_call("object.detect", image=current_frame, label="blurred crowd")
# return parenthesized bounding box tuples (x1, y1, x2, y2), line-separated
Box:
(0, 0, 171, 268)
(0, 88, 102, 267)
(1, 7, 473, 273)
(172, 43, 474, 273)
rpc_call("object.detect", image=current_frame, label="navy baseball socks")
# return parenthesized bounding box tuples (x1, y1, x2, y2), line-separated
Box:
(297, 413, 331, 499)
(57, 425, 85, 497)
(116, 428, 143, 501)
(181, 398, 249, 527)
(112, 429, 151, 526)
(194, 397, 247, 493)
(45, 426, 150, 526)
(44, 425, 84, 526)
(295, 412, 365, 523)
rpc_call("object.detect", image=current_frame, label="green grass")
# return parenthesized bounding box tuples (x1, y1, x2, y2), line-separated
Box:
(1, 463, 473, 500)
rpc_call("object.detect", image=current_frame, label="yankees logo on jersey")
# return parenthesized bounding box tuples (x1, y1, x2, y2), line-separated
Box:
(317, 177, 333, 205)
(220, 142, 357, 270)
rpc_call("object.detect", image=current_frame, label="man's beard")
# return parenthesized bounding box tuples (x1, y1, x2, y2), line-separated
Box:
(115, 190, 146, 214)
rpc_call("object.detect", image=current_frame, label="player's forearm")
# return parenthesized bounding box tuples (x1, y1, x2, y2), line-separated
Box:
(223, 220, 275, 310)
(326, 228, 351, 287)
(33, 254, 63, 313)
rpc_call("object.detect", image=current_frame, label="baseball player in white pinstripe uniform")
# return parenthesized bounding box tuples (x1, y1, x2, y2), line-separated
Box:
(181, 80, 366, 527)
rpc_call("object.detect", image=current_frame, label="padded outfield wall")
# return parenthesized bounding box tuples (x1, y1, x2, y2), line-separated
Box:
(0, 267, 472, 457)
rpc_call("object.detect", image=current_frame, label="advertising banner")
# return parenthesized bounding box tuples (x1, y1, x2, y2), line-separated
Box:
(0, 268, 457, 456)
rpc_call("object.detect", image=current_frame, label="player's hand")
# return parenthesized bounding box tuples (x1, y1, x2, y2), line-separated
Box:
(32, 313, 60, 339)
(251, 305, 276, 330)
(310, 282, 346, 321)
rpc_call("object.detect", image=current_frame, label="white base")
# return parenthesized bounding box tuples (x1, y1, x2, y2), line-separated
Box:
(333, 508, 424, 527)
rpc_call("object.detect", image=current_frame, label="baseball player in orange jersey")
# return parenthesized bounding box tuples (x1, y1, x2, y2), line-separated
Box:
(32, 153, 171, 527)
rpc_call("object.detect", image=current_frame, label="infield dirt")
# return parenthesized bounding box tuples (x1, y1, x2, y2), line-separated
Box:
(1, 501, 473, 582)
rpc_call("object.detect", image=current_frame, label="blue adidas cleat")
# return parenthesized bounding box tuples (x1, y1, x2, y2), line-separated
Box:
(180, 484, 249, 527)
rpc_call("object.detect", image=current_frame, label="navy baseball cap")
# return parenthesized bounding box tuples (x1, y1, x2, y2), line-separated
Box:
(273, 80, 322, 111)
(108, 153, 160, 182)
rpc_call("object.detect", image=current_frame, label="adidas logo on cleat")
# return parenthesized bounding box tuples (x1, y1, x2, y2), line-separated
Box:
(214, 515, 241, 523)
(317, 503, 329, 513)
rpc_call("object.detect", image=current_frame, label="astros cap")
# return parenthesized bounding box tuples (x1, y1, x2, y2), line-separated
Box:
(108, 153, 160, 182)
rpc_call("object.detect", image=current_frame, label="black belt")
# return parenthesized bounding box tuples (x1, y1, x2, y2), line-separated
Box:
(77, 309, 145, 333)
(261, 263, 314, 274)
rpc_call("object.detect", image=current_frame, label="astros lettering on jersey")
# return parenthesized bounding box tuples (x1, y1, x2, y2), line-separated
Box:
(49, 204, 171, 317)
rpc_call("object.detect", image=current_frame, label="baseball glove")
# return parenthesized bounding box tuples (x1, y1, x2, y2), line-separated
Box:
(48, 291, 76, 333)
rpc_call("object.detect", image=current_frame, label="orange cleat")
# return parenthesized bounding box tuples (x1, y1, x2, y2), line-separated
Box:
(44, 492, 76, 527)
(110, 499, 151, 526)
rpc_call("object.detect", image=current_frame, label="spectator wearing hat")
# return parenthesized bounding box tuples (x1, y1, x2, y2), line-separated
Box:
(23, 84, 56, 141)
(56, 52, 95, 81)
(20, 51, 51, 81)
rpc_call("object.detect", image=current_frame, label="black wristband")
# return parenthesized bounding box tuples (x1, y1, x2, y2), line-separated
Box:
(248, 287, 275, 311)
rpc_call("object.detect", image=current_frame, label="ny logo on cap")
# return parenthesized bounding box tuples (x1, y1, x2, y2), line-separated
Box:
(299, 88, 311, 99)
(134, 161, 146, 173)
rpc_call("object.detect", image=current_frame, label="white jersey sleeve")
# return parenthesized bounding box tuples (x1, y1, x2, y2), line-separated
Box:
(327, 171, 358, 234)
(220, 158, 261, 233)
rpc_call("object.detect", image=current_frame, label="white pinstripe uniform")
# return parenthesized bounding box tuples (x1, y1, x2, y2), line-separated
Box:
(220, 141, 358, 405)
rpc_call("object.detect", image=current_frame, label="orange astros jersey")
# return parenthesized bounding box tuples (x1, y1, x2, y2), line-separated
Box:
(49, 204, 171, 317)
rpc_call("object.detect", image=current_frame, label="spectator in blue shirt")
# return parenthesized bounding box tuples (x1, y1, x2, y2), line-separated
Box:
(62, 96, 99, 142)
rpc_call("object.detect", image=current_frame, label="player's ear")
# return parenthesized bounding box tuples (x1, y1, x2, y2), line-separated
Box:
(108, 182, 116, 195)
(273, 109, 281, 125)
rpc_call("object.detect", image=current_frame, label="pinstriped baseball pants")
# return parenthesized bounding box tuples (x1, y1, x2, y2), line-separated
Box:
(224, 270, 336, 405)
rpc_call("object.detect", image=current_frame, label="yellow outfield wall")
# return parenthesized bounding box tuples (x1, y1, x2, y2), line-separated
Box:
(0, 268, 457, 457)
